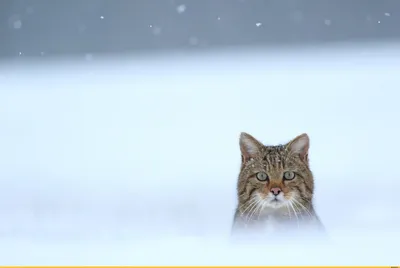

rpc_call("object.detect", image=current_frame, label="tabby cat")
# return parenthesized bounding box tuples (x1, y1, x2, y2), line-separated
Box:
(231, 132, 324, 237)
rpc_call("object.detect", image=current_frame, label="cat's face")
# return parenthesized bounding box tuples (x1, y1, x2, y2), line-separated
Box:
(237, 133, 314, 213)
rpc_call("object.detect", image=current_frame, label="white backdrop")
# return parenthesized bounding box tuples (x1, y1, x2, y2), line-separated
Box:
(0, 43, 399, 265)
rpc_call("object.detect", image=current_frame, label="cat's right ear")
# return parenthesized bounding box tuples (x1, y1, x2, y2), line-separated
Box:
(239, 132, 263, 163)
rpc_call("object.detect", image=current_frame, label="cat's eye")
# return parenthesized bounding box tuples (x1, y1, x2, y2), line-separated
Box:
(283, 171, 295, 180)
(256, 172, 268, 181)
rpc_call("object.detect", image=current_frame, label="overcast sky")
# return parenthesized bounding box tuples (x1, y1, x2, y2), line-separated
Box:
(1, 0, 400, 60)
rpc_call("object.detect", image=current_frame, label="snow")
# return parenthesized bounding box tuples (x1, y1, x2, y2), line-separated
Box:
(324, 19, 332, 26)
(176, 5, 186, 14)
(8, 14, 22, 30)
(0, 43, 399, 265)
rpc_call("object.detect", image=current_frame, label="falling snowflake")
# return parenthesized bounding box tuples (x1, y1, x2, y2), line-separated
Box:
(217, 17, 221, 20)
(324, 19, 332, 26)
(256, 22, 262, 27)
(8, 14, 22, 30)
(384, 13, 391, 17)
(378, 20, 381, 24)
(100, 16, 104, 19)
(18, 52, 22, 56)
(176, 5, 186, 14)
(13, 20, 22, 29)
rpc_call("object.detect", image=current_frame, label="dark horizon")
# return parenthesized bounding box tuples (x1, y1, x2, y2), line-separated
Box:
(1, 0, 400, 61)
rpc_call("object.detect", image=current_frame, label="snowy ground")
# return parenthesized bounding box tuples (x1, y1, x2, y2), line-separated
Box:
(0, 43, 399, 265)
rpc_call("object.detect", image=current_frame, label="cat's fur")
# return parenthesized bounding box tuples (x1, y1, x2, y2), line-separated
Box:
(231, 132, 324, 237)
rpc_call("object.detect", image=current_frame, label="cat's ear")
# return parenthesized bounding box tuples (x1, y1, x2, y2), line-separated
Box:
(239, 132, 264, 163)
(286, 133, 310, 162)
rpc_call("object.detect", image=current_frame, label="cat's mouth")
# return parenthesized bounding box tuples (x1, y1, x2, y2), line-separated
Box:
(270, 197, 283, 204)
(257, 192, 289, 209)
(265, 194, 288, 208)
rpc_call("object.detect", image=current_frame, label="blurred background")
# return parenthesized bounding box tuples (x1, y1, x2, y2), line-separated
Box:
(1, 0, 400, 265)
(1, 0, 400, 60)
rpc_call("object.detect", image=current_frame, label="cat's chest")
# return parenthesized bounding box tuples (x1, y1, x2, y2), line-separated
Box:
(250, 214, 314, 233)
(260, 215, 288, 233)
(259, 215, 322, 235)
(233, 212, 324, 241)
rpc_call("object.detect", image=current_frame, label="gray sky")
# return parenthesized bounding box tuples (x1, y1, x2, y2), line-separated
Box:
(1, 0, 400, 60)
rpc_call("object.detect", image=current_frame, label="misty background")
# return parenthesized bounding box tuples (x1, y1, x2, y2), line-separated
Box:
(1, 0, 400, 265)
(1, 0, 400, 60)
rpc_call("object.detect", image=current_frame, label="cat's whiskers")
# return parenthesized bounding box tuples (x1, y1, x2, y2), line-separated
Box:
(232, 132, 324, 234)
(246, 199, 262, 222)
(257, 201, 266, 220)
(299, 197, 313, 209)
(290, 199, 305, 220)
(239, 196, 255, 210)
(246, 198, 263, 222)
(292, 197, 313, 218)
(286, 203, 292, 220)
(288, 200, 300, 228)
(240, 197, 259, 215)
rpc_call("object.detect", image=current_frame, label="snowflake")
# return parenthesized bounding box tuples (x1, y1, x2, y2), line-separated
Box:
(176, 5, 186, 14)
(13, 20, 22, 29)
(8, 15, 22, 30)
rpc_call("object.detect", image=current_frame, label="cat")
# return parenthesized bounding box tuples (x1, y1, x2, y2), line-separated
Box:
(231, 132, 325, 239)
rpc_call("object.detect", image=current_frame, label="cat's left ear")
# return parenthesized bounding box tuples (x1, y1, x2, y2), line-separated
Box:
(239, 132, 264, 163)
(286, 133, 309, 162)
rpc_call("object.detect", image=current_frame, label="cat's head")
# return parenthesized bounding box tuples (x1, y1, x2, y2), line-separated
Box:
(237, 132, 314, 212)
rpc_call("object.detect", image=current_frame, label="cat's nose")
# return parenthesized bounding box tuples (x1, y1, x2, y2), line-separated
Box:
(270, 187, 282, 196)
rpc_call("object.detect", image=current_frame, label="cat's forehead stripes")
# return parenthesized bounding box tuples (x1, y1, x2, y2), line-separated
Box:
(264, 144, 285, 152)
(235, 132, 317, 226)
(262, 145, 287, 169)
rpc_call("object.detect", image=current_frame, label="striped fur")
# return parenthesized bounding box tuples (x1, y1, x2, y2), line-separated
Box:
(232, 132, 324, 235)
